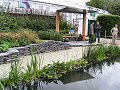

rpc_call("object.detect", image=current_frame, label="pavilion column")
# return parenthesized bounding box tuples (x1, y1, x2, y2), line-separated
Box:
(82, 11, 87, 41)
(56, 11, 60, 32)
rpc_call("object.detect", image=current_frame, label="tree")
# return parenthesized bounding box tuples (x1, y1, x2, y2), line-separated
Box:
(86, 0, 120, 15)
(86, 0, 108, 9)
(109, 0, 120, 15)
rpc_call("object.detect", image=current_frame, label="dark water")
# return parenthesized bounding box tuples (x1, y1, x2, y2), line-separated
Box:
(10, 57, 120, 90)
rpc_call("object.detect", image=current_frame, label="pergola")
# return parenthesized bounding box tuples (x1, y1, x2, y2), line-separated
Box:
(30, 0, 95, 41)
(56, 6, 95, 41)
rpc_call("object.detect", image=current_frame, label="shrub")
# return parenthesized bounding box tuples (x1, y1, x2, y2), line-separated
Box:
(60, 29, 69, 34)
(38, 30, 62, 41)
(97, 15, 120, 36)
(17, 29, 39, 43)
(60, 20, 72, 34)
(54, 32, 62, 41)
(0, 40, 11, 53)
(84, 45, 120, 63)
(60, 20, 68, 30)
(0, 13, 56, 32)
(0, 29, 40, 52)
(0, 13, 19, 31)
(0, 13, 72, 33)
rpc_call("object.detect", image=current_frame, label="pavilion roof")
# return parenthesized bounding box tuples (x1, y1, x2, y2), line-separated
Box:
(33, 0, 96, 13)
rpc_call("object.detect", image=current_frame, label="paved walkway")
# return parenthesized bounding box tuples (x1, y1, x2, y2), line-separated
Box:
(65, 41, 90, 46)
(0, 47, 85, 78)
(64, 38, 120, 47)
(100, 38, 120, 46)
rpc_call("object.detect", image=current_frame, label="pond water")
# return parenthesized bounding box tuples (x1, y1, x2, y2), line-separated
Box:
(9, 57, 120, 90)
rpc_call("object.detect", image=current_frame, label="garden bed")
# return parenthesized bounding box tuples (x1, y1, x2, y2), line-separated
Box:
(0, 45, 120, 90)
(0, 41, 71, 64)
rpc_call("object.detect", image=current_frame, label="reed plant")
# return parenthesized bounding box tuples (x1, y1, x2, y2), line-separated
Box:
(21, 54, 42, 84)
(0, 61, 22, 89)
(84, 45, 120, 63)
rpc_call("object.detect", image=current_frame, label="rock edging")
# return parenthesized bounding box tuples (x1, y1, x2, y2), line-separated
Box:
(0, 41, 71, 64)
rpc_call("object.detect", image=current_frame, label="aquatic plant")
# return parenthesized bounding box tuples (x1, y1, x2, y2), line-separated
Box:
(84, 45, 120, 63)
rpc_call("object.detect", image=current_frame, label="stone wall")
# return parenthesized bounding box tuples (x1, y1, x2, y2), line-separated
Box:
(0, 41, 71, 64)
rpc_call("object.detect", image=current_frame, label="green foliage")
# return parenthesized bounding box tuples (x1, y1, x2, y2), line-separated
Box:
(41, 62, 68, 80)
(8, 61, 21, 88)
(0, 81, 5, 90)
(0, 13, 72, 35)
(60, 20, 72, 34)
(84, 45, 106, 63)
(30, 19, 55, 32)
(0, 61, 22, 89)
(60, 20, 68, 30)
(110, 0, 120, 15)
(21, 55, 40, 84)
(91, 34, 96, 43)
(105, 46, 120, 56)
(0, 13, 56, 32)
(97, 15, 120, 36)
(86, 0, 108, 10)
(39, 58, 88, 81)
(38, 30, 62, 41)
(54, 32, 63, 41)
(0, 13, 19, 31)
(0, 29, 40, 52)
(60, 30, 69, 34)
(0, 41, 11, 53)
(0, 13, 71, 32)
(84, 45, 120, 63)
(0, 45, 120, 89)
(21, 64, 33, 83)
(86, 0, 120, 15)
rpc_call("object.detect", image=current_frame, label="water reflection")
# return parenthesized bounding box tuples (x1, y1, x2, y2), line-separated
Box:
(8, 56, 120, 90)
(60, 71, 94, 84)
(85, 56, 119, 75)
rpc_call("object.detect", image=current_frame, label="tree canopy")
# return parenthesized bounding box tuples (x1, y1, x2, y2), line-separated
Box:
(86, 0, 120, 15)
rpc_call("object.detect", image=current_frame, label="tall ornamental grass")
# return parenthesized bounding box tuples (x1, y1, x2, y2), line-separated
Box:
(84, 45, 120, 63)
(0, 29, 42, 53)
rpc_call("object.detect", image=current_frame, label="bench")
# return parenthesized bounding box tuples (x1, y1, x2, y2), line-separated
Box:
(62, 35, 82, 42)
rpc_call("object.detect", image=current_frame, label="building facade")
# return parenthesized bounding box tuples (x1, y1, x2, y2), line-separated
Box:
(0, 0, 109, 36)
(64, 6, 109, 36)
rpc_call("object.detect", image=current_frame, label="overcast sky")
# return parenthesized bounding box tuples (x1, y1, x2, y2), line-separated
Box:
(35, 0, 90, 5)
(66, 0, 90, 5)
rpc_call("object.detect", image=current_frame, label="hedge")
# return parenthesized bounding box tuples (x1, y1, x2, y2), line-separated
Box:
(0, 13, 71, 34)
(0, 13, 56, 32)
(38, 30, 63, 41)
(97, 15, 120, 36)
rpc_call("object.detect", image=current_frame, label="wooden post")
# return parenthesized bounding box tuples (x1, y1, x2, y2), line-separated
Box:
(56, 11, 60, 32)
(82, 10, 87, 41)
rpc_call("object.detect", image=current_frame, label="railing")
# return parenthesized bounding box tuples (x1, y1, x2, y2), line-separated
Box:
(0, 7, 56, 16)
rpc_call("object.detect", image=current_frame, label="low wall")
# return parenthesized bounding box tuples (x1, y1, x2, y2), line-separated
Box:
(0, 41, 71, 64)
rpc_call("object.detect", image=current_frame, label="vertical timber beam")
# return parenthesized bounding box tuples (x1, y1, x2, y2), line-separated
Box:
(82, 10, 87, 41)
(56, 11, 60, 32)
